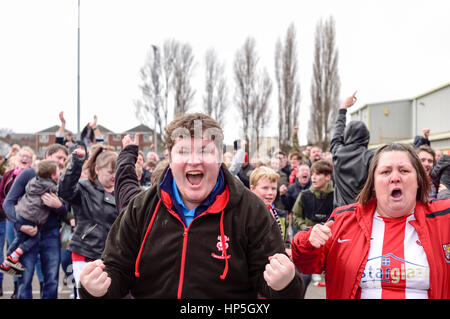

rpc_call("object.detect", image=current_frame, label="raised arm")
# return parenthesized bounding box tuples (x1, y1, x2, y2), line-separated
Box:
(330, 91, 357, 154)
(58, 148, 85, 204)
(115, 134, 144, 213)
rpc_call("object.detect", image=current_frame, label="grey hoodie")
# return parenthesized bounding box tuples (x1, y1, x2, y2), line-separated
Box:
(15, 176, 58, 225)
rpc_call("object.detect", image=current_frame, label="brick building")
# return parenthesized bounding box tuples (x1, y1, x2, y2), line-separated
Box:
(1, 124, 162, 158)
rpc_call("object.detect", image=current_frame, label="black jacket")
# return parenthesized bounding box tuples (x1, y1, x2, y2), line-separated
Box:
(58, 154, 118, 260)
(281, 179, 311, 211)
(237, 163, 255, 188)
(114, 145, 143, 214)
(330, 109, 374, 207)
(80, 160, 303, 299)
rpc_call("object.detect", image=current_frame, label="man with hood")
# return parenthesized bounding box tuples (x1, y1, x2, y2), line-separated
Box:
(330, 92, 374, 208)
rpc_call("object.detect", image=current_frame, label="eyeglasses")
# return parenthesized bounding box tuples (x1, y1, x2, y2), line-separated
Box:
(19, 154, 32, 159)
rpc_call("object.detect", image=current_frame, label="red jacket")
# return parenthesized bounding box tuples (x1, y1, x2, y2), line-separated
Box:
(292, 198, 450, 299)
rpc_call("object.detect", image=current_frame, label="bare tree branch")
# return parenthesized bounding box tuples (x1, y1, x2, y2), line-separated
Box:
(308, 16, 340, 151)
(173, 42, 196, 117)
(274, 23, 301, 151)
(233, 37, 258, 143)
(203, 48, 228, 127)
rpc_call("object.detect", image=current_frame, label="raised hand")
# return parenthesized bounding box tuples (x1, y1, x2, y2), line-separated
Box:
(122, 134, 140, 148)
(73, 148, 86, 159)
(309, 220, 334, 248)
(340, 91, 357, 109)
(59, 111, 66, 124)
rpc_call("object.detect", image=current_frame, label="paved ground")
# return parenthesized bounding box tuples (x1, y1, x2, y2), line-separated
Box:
(0, 268, 325, 299)
(304, 280, 326, 299)
(0, 267, 73, 299)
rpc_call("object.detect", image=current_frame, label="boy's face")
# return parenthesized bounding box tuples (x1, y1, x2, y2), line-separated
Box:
(250, 177, 277, 206)
(311, 172, 330, 191)
(289, 156, 300, 168)
(51, 167, 61, 183)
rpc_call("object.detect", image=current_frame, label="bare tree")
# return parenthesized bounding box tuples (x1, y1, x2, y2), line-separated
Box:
(203, 48, 228, 127)
(161, 39, 178, 129)
(233, 37, 258, 144)
(135, 40, 179, 146)
(252, 68, 273, 153)
(234, 37, 272, 154)
(308, 16, 340, 151)
(135, 45, 163, 145)
(173, 42, 196, 117)
(274, 23, 301, 151)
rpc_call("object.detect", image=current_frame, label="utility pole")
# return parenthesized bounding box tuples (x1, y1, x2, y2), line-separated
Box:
(152, 45, 159, 155)
(77, 0, 81, 137)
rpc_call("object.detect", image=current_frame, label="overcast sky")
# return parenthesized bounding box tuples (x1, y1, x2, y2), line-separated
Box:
(1, 0, 449, 145)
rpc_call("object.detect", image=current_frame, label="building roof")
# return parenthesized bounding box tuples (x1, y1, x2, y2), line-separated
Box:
(412, 81, 450, 100)
(124, 124, 154, 133)
(37, 125, 73, 134)
(97, 124, 113, 134)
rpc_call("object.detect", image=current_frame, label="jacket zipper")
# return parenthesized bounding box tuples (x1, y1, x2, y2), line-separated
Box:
(168, 208, 209, 299)
(177, 228, 189, 299)
(81, 223, 98, 240)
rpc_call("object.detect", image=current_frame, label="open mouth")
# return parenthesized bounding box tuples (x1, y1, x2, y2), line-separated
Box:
(300, 174, 309, 181)
(186, 171, 204, 186)
(390, 188, 403, 199)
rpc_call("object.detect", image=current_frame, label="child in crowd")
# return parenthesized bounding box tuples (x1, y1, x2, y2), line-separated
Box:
(0, 160, 61, 275)
(249, 166, 291, 253)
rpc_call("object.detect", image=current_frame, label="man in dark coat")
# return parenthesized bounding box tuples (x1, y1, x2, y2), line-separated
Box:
(78, 113, 303, 299)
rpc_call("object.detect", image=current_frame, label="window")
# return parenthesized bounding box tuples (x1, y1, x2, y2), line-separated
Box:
(39, 134, 49, 143)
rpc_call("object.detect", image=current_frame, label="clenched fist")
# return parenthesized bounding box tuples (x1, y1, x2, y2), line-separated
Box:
(80, 259, 111, 297)
(309, 220, 334, 248)
(263, 253, 295, 291)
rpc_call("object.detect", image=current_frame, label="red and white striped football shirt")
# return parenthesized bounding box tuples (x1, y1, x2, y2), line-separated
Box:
(359, 212, 430, 299)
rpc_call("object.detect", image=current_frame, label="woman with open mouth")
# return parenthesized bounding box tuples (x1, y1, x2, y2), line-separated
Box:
(292, 143, 450, 299)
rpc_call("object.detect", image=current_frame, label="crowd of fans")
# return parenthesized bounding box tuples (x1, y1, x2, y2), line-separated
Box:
(0, 95, 449, 299)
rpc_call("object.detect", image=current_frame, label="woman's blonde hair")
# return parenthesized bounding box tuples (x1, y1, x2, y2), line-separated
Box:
(14, 146, 35, 169)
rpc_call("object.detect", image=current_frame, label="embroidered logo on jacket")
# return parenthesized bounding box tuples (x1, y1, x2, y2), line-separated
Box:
(211, 235, 231, 260)
(443, 243, 450, 263)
